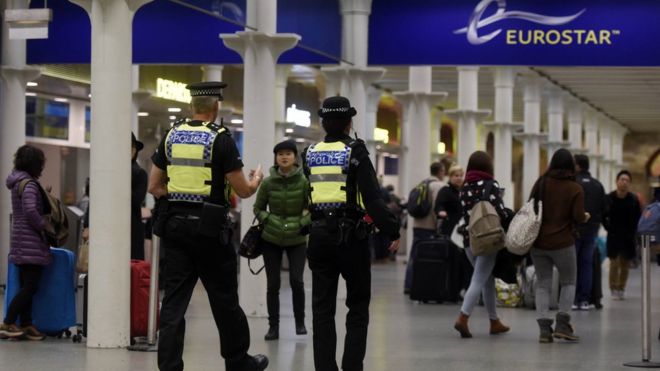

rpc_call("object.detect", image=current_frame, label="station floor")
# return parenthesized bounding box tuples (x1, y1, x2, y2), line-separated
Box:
(1, 258, 659, 371)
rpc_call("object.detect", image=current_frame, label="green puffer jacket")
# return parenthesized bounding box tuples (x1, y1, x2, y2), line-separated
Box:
(253, 166, 311, 247)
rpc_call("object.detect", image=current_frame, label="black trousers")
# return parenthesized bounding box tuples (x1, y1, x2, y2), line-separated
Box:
(262, 240, 306, 327)
(307, 224, 371, 371)
(157, 214, 252, 371)
(4, 264, 43, 326)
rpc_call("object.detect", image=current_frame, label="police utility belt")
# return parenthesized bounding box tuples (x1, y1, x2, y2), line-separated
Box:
(153, 199, 231, 242)
(310, 207, 372, 241)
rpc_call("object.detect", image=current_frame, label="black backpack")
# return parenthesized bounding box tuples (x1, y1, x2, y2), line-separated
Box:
(406, 179, 433, 218)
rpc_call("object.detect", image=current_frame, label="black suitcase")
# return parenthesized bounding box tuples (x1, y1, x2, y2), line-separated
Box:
(409, 235, 460, 303)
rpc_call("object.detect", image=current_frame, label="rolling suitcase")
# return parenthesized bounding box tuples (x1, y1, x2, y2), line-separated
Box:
(409, 235, 460, 303)
(131, 260, 158, 338)
(3, 247, 76, 337)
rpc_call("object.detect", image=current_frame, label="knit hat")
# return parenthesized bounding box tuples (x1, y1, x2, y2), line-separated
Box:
(273, 140, 298, 156)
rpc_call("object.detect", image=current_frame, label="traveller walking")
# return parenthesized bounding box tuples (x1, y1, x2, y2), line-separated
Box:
(148, 81, 268, 371)
(303, 96, 400, 371)
(605, 170, 642, 300)
(573, 154, 607, 310)
(254, 140, 310, 341)
(530, 149, 589, 343)
(453, 151, 511, 338)
(1, 145, 52, 341)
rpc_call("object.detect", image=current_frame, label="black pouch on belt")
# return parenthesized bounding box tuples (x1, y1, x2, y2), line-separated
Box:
(198, 202, 228, 238)
(152, 198, 170, 237)
(323, 209, 339, 233)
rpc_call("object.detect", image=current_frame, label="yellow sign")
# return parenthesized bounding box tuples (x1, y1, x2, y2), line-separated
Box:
(156, 78, 191, 103)
(374, 128, 389, 143)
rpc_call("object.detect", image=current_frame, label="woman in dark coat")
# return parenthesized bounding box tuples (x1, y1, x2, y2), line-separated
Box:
(1, 145, 52, 340)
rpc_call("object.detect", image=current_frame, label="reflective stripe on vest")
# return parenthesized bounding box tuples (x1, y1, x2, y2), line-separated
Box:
(306, 141, 352, 209)
(165, 122, 224, 203)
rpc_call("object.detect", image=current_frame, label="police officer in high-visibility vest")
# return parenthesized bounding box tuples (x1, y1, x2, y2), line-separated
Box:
(148, 82, 268, 371)
(302, 96, 401, 371)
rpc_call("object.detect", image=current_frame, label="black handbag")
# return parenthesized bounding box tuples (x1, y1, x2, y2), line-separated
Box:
(239, 218, 265, 275)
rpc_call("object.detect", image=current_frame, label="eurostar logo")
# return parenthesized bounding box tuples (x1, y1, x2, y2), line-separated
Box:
(455, 0, 593, 45)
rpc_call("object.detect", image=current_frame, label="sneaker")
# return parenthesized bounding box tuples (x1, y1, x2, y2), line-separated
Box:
(619, 291, 625, 300)
(579, 302, 591, 311)
(0, 323, 25, 338)
(612, 291, 621, 300)
(21, 325, 46, 341)
(571, 304, 579, 311)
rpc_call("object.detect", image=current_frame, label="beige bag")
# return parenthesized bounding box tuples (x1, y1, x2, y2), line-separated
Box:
(468, 183, 506, 256)
(77, 239, 89, 273)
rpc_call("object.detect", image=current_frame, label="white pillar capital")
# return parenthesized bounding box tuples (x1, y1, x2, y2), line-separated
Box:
(70, 0, 151, 14)
(340, 0, 372, 15)
(221, 31, 300, 60)
(0, 65, 41, 84)
(132, 89, 151, 106)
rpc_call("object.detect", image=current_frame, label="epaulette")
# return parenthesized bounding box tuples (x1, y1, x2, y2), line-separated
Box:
(170, 118, 188, 128)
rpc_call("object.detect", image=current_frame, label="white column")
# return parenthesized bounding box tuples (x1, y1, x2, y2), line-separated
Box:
(598, 118, 613, 192)
(221, 0, 299, 317)
(545, 88, 568, 160)
(611, 123, 626, 186)
(445, 66, 491, 169)
(514, 76, 546, 201)
(69, 0, 152, 348)
(483, 67, 521, 207)
(395, 66, 448, 267)
(0, 0, 41, 288)
(275, 65, 291, 139)
(340, 0, 371, 67)
(201, 66, 225, 125)
(131, 65, 151, 137)
(365, 86, 381, 164)
(567, 99, 587, 154)
(431, 107, 443, 162)
(584, 111, 601, 180)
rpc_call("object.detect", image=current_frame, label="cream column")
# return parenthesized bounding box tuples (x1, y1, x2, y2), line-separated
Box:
(483, 67, 521, 207)
(395, 67, 448, 266)
(545, 88, 569, 160)
(221, 0, 299, 317)
(69, 0, 152, 348)
(584, 111, 602, 180)
(431, 106, 443, 162)
(365, 86, 381, 164)
(611, 123, 626, 184)
(598, 118, 613, 191)
(567, 99, 587, 155)
(514, 76, 546, 201)
(131, 65, 151, 137)
(275, 65, 291, 140)
(446, 67, 491, 169)
(0, 0, 41, 288)
(202, 65, 232, 125)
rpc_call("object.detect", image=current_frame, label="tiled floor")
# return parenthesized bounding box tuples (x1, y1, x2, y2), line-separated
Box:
(1, 258, 659, 371)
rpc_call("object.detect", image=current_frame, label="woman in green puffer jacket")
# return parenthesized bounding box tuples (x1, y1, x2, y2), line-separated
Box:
(254, 140, 311, 341)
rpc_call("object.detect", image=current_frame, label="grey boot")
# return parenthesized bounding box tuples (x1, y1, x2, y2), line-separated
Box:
(554, 312, 579, 341)
(537, 319, 554, 343)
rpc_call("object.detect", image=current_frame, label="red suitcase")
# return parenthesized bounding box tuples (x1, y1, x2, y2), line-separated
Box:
(130, 260, 159, 338)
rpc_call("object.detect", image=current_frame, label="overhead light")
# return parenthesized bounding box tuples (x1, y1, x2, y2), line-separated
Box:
(168, 107, 182, 113)
(169, 115, 177, 120)
(138, 112, 149, 117)
(54, 98, 68, 103)
(4, 9, 52, 40)
(234, 127, 244, 132)
(295, 138, 306, 143)
(285, 128, 294, 134)
(374, 128, 389, 143)
(26, 82, 38, 87)
(231, 119, 243, 124)
(437, 142, 446, 154)
(25, 92, 36, 97)
(88, 94, 92, 98)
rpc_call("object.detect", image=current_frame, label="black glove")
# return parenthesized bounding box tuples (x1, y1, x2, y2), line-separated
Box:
(299, 224, 310, 236)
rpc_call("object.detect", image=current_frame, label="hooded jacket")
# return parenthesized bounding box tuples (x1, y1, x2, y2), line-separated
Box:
(6, 170, 52, 265)
(254, 166, 311, 247)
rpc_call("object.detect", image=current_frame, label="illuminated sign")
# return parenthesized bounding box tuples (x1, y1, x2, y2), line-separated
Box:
(374, 128, 389, 143)
(156, 78, 191, 104)
(437, 142, 446, 154)
(286, 104, 311, 127)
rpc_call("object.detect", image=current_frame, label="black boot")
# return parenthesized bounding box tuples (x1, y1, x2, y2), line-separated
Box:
(537, 318, 554, 343)
(554, 312, 579, 341)
(264, 325, 279, 341)
(250, 354, 269, 370)
(295, 319, 307, 335)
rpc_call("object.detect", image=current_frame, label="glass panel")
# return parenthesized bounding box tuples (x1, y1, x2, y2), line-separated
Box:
(25, 96, 70, 140)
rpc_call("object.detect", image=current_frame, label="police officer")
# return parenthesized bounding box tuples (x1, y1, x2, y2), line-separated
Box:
(148, 82, 268, 371)
(302, 96, 401, 371)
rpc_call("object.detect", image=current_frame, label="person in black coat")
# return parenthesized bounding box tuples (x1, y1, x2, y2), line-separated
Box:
(604, 170, 641, 300)
(131, 133, 148, 260)
(434, 164, 463, 236)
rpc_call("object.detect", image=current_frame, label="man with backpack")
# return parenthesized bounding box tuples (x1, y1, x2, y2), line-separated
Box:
(404, 162, 445, 294)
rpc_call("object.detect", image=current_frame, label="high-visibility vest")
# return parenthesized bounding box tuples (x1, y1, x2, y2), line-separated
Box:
(165, 120, 227, 203)
(305, 140, 364, 210)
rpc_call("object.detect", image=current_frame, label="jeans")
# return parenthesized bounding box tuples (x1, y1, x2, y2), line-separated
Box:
(262, 241, 306, 327)
(307, 223, 371, 371)
(4, 264, 43, 326)
(404, 228, 436, 291)
(157, 214, 252, 371)
(460, 248, 498, 320)
(575, 227, 598, 303)
(531, 247, 577, 319)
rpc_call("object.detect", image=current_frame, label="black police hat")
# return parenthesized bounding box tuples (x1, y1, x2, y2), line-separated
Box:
(273, 140, 298, 156)
(186, 81, 228, 100)
(131, 132, 144, 152)
(318, 96, 357, 119)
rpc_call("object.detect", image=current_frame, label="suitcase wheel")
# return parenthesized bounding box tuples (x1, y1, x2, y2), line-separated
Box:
(72, 334, 83, 343)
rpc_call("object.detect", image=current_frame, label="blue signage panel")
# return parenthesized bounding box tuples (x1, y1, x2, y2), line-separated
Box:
(368, 0, 660, 66)
(27, 0, 340, 65)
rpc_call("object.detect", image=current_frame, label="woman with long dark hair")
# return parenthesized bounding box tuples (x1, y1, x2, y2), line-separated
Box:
(1, 145, 52, 340)
(530, 148, 589, 343)
(453, 151, 512, 338)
